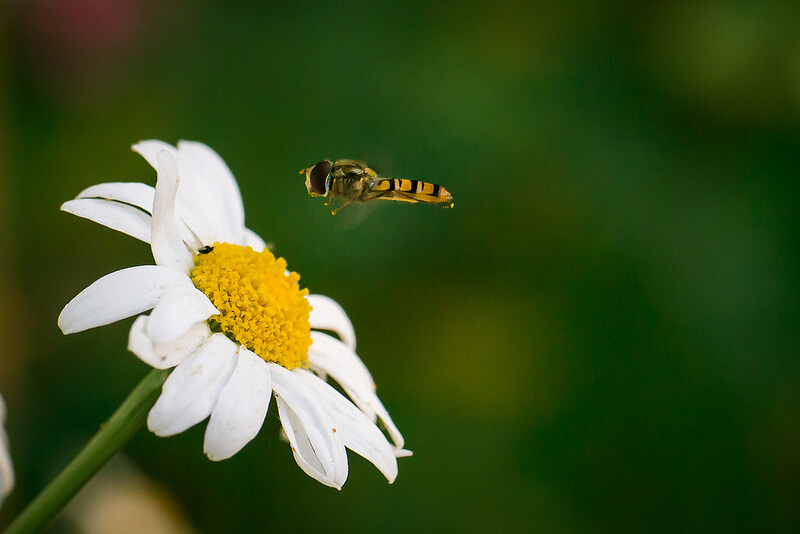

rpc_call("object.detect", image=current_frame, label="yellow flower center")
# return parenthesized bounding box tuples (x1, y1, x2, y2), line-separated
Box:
(190, 242, 312, 370)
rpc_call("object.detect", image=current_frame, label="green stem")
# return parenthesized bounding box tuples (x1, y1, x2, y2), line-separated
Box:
(4, 368, 170, 534)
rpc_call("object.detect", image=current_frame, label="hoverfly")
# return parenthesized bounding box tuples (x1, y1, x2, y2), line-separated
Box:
(300, 159, 453, 215)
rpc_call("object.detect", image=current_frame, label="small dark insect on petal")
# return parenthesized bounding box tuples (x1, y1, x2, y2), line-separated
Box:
(309, 160, 333, 195)
(198, 245, 214, 254)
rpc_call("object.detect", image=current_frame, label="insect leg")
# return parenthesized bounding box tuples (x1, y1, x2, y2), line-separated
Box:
(330, 189, 365, 215)
(324, 190, 338, 206)
(331, 194, 360, 214)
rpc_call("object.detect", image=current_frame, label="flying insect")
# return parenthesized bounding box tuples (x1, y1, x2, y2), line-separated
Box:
(300, 159, 453, 215)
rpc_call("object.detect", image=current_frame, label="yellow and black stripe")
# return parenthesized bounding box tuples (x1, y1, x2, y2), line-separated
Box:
(372, 179, 452, 205)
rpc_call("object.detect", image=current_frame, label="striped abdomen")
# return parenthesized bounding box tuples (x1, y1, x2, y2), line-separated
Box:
(371, 178, 453, 206)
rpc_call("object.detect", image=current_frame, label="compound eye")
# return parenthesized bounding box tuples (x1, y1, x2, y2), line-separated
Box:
(309, 160, 332, 195)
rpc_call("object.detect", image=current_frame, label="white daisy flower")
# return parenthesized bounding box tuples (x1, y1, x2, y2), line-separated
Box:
(0, 392, 14, 506)
(58, 141, 407, 488)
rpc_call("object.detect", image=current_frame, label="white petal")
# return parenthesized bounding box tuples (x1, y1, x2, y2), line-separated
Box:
(177, 141, 246, 243)
(147, 334, 238, 436)
(146, 285, 218, 345)
(138, 141, 223, 246)
(269, 364, 348, 489)
(307, 294, 356, 350)
(308, 332, 374, 398)
(128, 315, 211, 369)
(360, 393, 403, 449)
(75, 182, 155, 213)
(151, 151, 194, 272)
(0, 394, 13, 501)
(74, 179, 199, 247)
(204, 348, 271, 460)
(297, 370, 398, 483)
(244, 228, 267, 252)
(61, 198, 152, 243)
(307, 332, 404, 448)
(58, 266, 193, 335)
(133, 140, 234, 247)
(132, 140, 177, 171)
(394, 448, 413, 458)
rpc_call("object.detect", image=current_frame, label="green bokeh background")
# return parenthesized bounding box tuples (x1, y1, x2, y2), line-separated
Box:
(1, 0, 799, 532)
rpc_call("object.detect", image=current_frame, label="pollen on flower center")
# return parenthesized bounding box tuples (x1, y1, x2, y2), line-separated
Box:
(190, 242, 312, 369)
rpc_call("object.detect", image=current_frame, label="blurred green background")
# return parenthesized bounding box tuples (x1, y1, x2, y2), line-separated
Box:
(1, 0, 799, 532)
